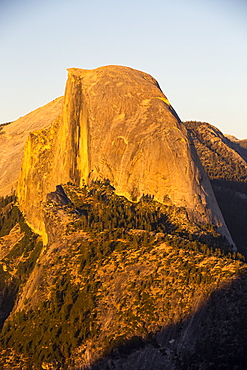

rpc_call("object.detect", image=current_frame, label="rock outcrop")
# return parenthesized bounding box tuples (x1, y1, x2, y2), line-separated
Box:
(17, 66, 233, 245)
(0, 97, 63, 196)
(46, 185, 71, 206)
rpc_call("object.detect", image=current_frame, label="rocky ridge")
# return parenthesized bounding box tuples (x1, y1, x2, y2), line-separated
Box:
(16, 66, 233, 245)
(0, 97, 63, 197)
(184, 121, 247, 255)
(184, 121, 247, 182)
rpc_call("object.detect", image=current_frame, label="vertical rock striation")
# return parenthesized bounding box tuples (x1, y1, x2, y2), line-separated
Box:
(17, 66, 234, 245)
(0, 97, 63, 196)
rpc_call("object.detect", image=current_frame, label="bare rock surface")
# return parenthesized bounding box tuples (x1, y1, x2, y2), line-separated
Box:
(16, 66, 233, 244)
(46, 185, 71, 206)
(0, 97, 63, 196)
(18, 66, 231, 240)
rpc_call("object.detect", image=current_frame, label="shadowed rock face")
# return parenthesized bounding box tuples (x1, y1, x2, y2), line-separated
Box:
(46, 185, 71, 206)
(184, 121, 247, 253)
(17, 66, 233, 244)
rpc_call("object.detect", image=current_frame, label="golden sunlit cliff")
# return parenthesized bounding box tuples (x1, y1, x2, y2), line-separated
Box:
(2, 68, 247, 369)
(0, 97, 63, 197)
(17, 66, 233, 245)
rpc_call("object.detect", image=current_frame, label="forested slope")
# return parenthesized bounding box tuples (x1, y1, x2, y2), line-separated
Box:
(0, 182, 246, 369)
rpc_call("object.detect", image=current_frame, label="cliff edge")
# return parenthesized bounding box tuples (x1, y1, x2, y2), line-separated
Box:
(0, 97, 63, 196)
(17, 66, 233, 245)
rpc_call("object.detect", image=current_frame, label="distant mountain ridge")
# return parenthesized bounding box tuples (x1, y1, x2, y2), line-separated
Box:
(225, 134, 247, 162)
(184, 121, 247, 182)
(184, 121, 247, 255)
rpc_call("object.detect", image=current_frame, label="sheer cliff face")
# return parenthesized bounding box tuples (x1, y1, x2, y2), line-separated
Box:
(0, 97, 63, 197)
(17, 66, 233, 244)
(18, 118, 62, 242)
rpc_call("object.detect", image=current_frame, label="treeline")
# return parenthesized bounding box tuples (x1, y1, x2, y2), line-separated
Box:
(67, 193, 172, 235)
(0, 182, 245, 368)
(64, 181, 228, 251)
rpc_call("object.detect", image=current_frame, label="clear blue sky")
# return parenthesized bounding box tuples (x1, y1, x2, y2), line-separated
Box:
(1, 0, 247, 138)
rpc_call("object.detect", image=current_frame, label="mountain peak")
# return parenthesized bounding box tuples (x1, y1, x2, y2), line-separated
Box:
(15, 66, 234, 245)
